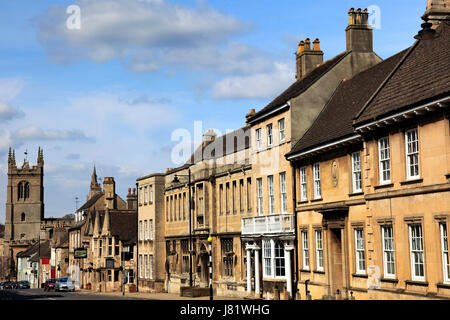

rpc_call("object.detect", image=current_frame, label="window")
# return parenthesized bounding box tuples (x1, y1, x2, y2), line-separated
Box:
(99, 239, 102, 257)
(144, 255, 148, 279)
(440, 223, 449, 283)
(181, 240, 189, 274)
(219, 184, 223, 215)
(355, 229, 366, 274)
(315, 230, 323, 271)
(149, 185, 153, 203)
(114, 237, 120, 256)
(144, 186, 148, 204)
(257, 178, 263, 216)
(114, 270, 119, 282)
(302, 231, 309, 270)
(268, 175, 274, 214)
(267, 124, 273, 146)
(280, 172, 287, 214)
(246, 178, 252, 211)
(405, 128, 419, 180)
(139, 220, 143, 241)
(166, 197, 169, 222)
(232, 181, 237, 215)
(278, 118, 285, 142)
(239, 179, 244, 212)
(256, 128, 262, 149)
(139, 188, 143, 205)
(313, 163, 321, 199)
(352, 152, 362, 193)
(144, 220, 148, 240)
(378, 137, 391, 184)
(149, 219, 153, 240)
(262, 239, 285, 278)
(222, 238, 234, 277)
(263, 240, 272, 278)
(300, 167, 307, 201)
(382, 226, 395, 278)
(226, 182, 230, 214)
(409, 224, 425, 281)
(174, 194, 177, 221)
(108, 238, 113, 256)
(149, 255, 154, 280)
(21, 213, 26, 221)
(108, 270, 112, 282)
(127, 269, 134, 284)
(183, 193, 186, 220)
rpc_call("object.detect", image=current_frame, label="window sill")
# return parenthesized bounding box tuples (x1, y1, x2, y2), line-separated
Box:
(400, 178, 423, 186)
(300, 269, 311, 273)
(352, 273, 368, 278)
(374, 183, 394, 190)
(310, 198, 323, 203)
(348, 191, 364, 197)
(313, 270, 325, 274)
(437, 282, 450, 289)
(405, 280, 428, 287)
(298, 200, 309, 204)
(380, 277, 398, 283)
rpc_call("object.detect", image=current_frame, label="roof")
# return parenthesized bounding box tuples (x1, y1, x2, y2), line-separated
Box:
(247, 51, 350, 124)
(17, 242, 39, 258)
(29, 241, 51, 262)
(287, 48, 409, 158)
(354, 22, 450, 125)
(109, 210, 137, 245)
(185, 126, 251, 165)
(78, 192, 103, 211)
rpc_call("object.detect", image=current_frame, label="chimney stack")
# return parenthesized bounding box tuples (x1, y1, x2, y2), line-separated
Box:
(296, 38, 324, 81)
(346, 8, 373, 52)
(127, 187, 137, 210)
(103, 177, 116, 210)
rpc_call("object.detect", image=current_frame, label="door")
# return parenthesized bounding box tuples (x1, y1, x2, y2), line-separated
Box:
(329, 228, 344, 297)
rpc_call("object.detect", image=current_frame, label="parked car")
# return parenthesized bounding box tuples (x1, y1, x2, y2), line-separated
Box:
(18, 280, 30, 289)
(0, 282, 6, 290)
(2, 281, 13, 289)
(55, 277, 75, 292)
(44, 278, 56, 291)
(9, 281, 18, 289)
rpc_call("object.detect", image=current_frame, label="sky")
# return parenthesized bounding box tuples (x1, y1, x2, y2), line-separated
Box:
(0, 0, 427, 221)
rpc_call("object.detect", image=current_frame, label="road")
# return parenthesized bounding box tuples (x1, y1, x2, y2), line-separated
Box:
(0, 288, 146, 300)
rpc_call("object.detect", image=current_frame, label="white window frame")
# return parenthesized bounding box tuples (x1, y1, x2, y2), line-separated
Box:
(382, 225, 396, 279)
(257, 178, 263, 216)
(267, 124, 273, 146)
(144, 255, 148, 279)
(351, 151, 362, 193)
(262, 239, 285, 279)
(144, 220, 148, 240)
(302, 231, 310, 270)
(139, 188, 143, 205)
(355, 229, 366, 274)
(268, 175, 274, 214)
(149, 185, 153, 203)
(139, 254, 143, 278)
(150, 219, 153, 240)
(313, 163, 321, 199)
(280, 172, 287, 214)
(440, 223, 449, 283)
(149, 255, 154, 280)
(405, 128, 420, 180)
(300, 167, 307, 201)
(378, 137, 391, 184)
(256, 128, 262, 150)
(144, 186, 148, 204)
(278, 118, 285, 142)
(409, 224, 425, 281)
(139, 220, 143, 241)
(315, 230, 323, 271)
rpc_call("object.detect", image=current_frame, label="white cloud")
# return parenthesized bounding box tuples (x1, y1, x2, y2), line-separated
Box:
(15, 126, 95, 142)
(211, 62, 295, 99)
(0, 129, 14, 152)
(0, 78, 25, 102)
(0, 102, 25, 121)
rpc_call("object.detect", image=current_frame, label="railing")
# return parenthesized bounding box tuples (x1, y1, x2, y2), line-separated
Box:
(241, 214, 295, 236)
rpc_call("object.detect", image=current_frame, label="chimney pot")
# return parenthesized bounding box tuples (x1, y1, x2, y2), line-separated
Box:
(304, 38, 311, 50)
(313, 38, 321, 51)
(298, 41, 305, 54)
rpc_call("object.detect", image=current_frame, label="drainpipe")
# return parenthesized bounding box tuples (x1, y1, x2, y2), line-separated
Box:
(291, 164, 299, 300)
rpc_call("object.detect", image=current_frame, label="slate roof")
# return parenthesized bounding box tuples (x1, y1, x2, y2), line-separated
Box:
(287, 48, 409, 158)
(17, 242, 39, 258)
(29, 241, 51, 262)
(78, 192, 103, 211)
(247, 52, 350, 124)
(109, 210, 137, 246)
(354, 22, 450, 125)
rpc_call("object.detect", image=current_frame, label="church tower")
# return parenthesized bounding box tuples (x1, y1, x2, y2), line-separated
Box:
(4, 147, 44, 243)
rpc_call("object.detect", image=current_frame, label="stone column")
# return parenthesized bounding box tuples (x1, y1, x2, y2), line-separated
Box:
(284, 243, 295, 299)
(246, 247, 252, 293)
(254, 246, 260, 298)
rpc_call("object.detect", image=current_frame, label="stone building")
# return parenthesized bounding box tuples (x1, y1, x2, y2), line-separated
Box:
(136, 173, 166, 292)
(242, 7, 382, 300)
(287, 14, 449, 299)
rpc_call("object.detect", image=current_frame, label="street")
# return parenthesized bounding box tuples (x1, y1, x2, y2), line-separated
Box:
(0, 288, 147, 300)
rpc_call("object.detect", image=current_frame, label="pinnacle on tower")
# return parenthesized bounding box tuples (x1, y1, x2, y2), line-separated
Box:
(91, 165, 99, 187)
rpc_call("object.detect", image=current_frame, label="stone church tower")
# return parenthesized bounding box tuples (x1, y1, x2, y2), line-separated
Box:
(3, 148, 44, 273)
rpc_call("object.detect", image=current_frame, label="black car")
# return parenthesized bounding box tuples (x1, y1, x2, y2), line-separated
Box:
(18, 280, 30, 289)
(9, 281, 18, 289)
(2, 281, 14, 289)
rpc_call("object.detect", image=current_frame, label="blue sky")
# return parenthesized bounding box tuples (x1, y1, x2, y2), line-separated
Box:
(0, 0, 427, 221)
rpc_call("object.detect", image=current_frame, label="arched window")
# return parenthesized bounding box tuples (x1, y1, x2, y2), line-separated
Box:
(21, 213, 26, 221)
(24, 182, 30, 199)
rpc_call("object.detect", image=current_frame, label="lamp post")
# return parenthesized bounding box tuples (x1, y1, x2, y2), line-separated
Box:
(207, 235, 213, 301)
(171, 167, 193, 287)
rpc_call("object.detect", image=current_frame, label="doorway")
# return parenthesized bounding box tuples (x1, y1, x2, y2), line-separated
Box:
(328, 228, 343, 297)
